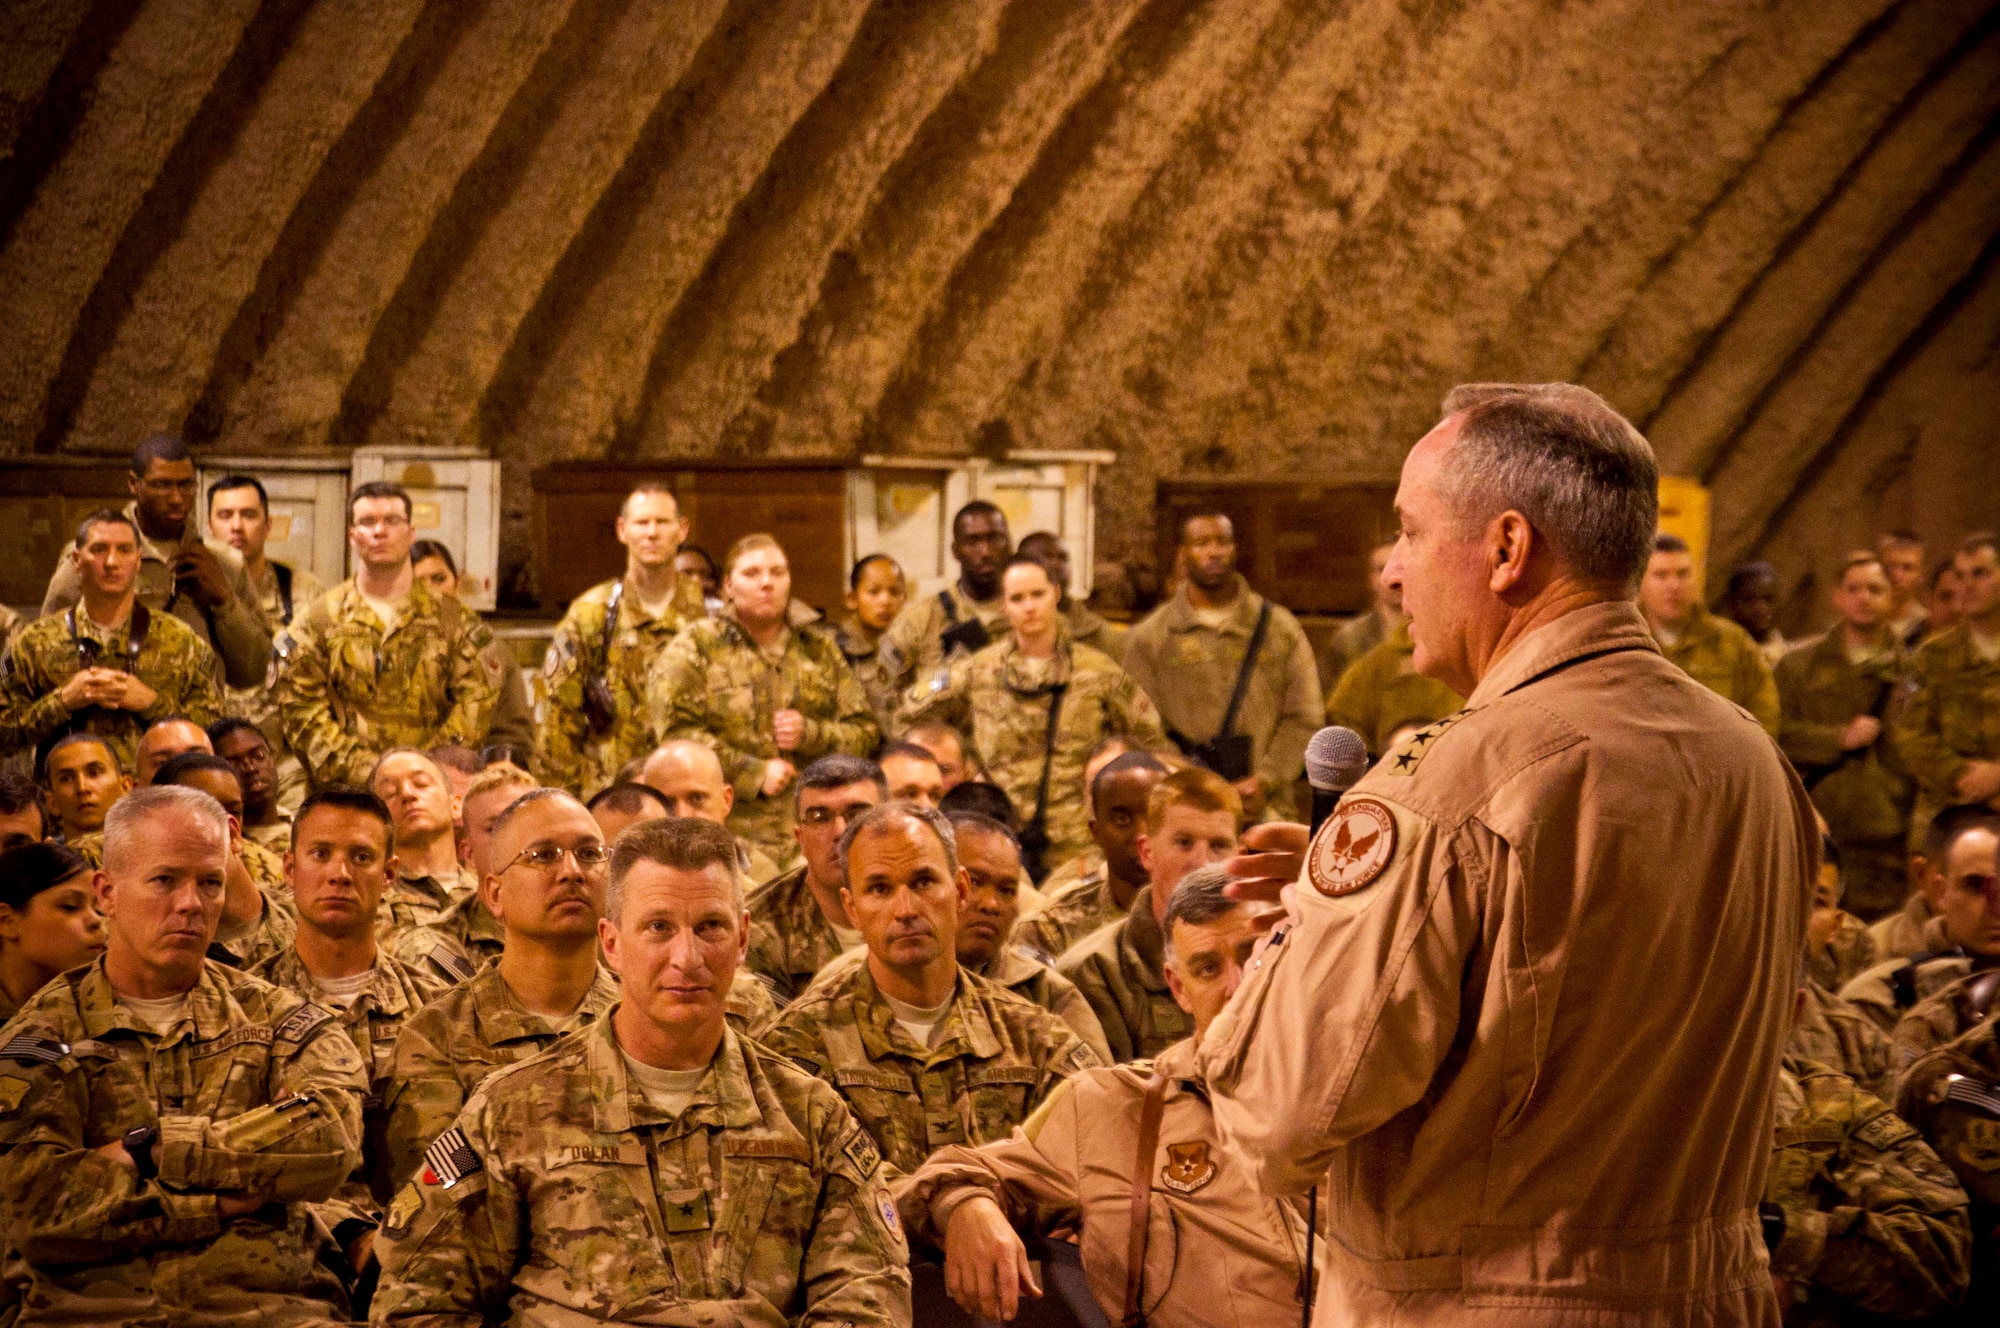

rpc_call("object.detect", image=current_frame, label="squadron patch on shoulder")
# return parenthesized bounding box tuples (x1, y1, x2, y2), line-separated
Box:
(877, 1189, 902, 1238)
(1308, 798, 1397, 898)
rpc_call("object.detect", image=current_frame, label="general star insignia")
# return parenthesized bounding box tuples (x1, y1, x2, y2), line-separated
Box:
(1308, 797, 1397, 897)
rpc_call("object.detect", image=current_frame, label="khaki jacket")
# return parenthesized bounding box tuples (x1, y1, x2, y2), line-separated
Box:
(897, 1038, 1321, 1328)
(41, 500, 273, 689)
(1654, 602, 1781, 737)
(371, 1017, 911, 1326)
(1122, 577, 1323, 818)
(1199, 601, 1816, 1323)
(1057, 886, 1193, 1064)
(1324, 621, 1462, 755)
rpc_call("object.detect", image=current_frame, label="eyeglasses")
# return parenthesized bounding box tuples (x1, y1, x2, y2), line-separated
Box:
(498, 842, 611, 873)
(799, 804, 873, 828)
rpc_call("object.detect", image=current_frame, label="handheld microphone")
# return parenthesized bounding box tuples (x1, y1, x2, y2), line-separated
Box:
(1304, 726, 1369, 834)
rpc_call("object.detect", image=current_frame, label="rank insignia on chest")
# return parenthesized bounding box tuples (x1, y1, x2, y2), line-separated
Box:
(1160, 1141, 1217, 1195)
(925, 1112, 968, 1148)
(662, 1188, 712, 1233)
(1308, 797, 1397, 898)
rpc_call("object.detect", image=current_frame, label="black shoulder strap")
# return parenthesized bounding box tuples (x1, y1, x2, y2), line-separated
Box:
(1217, 600, 1272, 739)
(274, 563, 293, 623)
(938, 588, 959, 624)
(124, 603, 150, 670)
(597, 580, 624, 666)
(1029, 684, 1069, 831)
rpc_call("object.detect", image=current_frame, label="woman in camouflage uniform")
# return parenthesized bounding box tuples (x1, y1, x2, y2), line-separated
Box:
(832, 553, 908, 733)
(901, 554, 1167, 877)
(648, 535, 878, 868)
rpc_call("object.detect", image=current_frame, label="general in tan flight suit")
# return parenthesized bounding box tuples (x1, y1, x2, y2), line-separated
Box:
(898, 865, 1315, 1326)
(1200, 384, 1817, 1325)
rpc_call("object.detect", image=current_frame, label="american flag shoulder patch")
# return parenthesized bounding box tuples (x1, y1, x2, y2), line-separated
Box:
(1944, 1074, 2000, 1120)
(422, 1127, 483, 1188)
(0, 1034, 69, 1065)
(430, 946, 475, 984)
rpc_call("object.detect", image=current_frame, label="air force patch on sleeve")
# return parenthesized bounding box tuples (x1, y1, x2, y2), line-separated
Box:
(1308, 797, 1397, 897)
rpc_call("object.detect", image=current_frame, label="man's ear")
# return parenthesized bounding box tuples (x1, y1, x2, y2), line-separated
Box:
(1136, 832, 1155, 878)
(737, 909, 751, 961)
(598, 917, 622, 976)
(481, 872, 504, 923)
(955, 867, 972, 906)
(719, 784, 735, 817)
(1488, 511, 1534, 594)
(93, 869, 113, 916)
(1163, 958, 1194, 1017)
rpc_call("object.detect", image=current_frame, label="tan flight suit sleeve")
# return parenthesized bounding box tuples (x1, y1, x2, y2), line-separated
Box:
(1197, 796, 1490, 1197)
(896, 1077, 1086, 1247)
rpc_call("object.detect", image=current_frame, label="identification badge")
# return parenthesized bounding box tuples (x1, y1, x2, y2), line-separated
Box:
(662, 1188, 712, 1233)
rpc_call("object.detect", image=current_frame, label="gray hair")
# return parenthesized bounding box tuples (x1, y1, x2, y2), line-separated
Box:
(102, 784, 229, 874)
(1437, 382, 1659, 589)
(1161, 863, 1239, 967)
(606, 816, 742, 921)
(835, 800, 958, 887)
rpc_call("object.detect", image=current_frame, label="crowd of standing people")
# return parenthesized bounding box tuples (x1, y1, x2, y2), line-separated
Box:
(0, 399, 1992, 1325)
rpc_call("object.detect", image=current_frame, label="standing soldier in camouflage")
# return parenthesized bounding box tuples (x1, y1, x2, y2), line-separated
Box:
(1722, 561, 1789, 669)
(1319, 537, 1400, 692)
(1, 510, 222, 776)
(1880, 531, 1931, 645)
(382, 790, 619, 1187)
(0, 785, 366, 1323)
(41, 434, 271, 690)
(900, 555, 1166, 877)
(370, 815, 911, 1326)
(1895, 1011, 2000, 1317)
(762, 803, 1098, 1175)
(1893, 531, 2000, 852)
(1762, 1051, 1970, 1320)
(649, 534, 879, 869)
(536, 483, 708, 798)
(253, 787, 447, 1253)
(1018, 530, 1127, 661)
(834, 553, 911, 734)
(411, 540, 533, 761)
(878, 502, 1013, 698)
(1639, 532, 1782, 736)
(1123, 512, 1321, 822)
(208, 474, 321, 812)
(274, 482, 499, 789)
(1779, 552, 1912, 918)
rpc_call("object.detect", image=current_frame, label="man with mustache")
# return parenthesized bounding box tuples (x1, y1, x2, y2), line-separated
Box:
(381, 789, 618, 1187)
(762, 801, 1099, 1175)
(0, 784, 365, 1323)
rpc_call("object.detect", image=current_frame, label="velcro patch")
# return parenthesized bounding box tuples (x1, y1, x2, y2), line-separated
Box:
(1944, 1075, 2000, 1120)
(1855, 1112, 1917, 1151)
(842, 1127, 881, 1178)
(384, 1183, 422, 1235)
(1307, 798, 1397, 897)
(430, 946, 475, 984)
(422, 1127, 483, 1188)
(877, 1188, 902, 1238)
(273, 1002, 333, 1043)
(0, 1033, 68, 1065)
(0, 1075, 30, 1113)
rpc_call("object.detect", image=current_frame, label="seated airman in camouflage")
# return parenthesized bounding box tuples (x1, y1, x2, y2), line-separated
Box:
(0, 510, 222, 776)
(1841, 806, 2000, 1034)
(1895, 1012, 2000, 1317)
(762, 802, 1100, 1176)
(898, 865, 1318, 1327)
(252, 788, 449, 1236)
(1762, 1052, 1970, 1321)
(1060, 768, 1241, 1062)
(1014, 752, 1166, 962)
(370, 815, 911, 1325)
(382, 789, 619, 1189)
(0, 784, 366, 1324)
(1890, 531, 2000, 855)
(745, 755, 885, 1005)
(210, 716, 294, 854)
(1788, 977, 1895, 1101)
(134, 714, 213, 784)
(393, 761, 534, 983)
(40, 732, 128, 850)
(151, 751, 297, 971)
(368, 749, 478, 969)
(273, 482, 499, 789)
(642, 738, 785, 885)
(534, 483, 709, 799)
(1805, 842, 1880, 992)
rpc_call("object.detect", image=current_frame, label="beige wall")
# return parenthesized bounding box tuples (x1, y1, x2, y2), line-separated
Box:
(0, 0, 1994, 625)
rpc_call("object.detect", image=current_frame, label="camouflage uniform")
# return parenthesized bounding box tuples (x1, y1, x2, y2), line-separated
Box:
(385, 889, 501, 987)
(223, 558, 323, 817)
(1653, 603, 1782, 736)
(382, 963, 621, 1191)
(1777, 630, 1912, 915)
(1889, 971, 2000, 1083)
(1064, 599, 1127, 663)
(744, 865, 858, 1007)
(1121, 576, 1323, 820)
(762, 961, 1100, 1176)
(1057, 886, 1193, 1064)
(1837, 916, 1985, 1035)
(252, 944, 450, 1206)
(728, 969, 782, 1041)
(483, 642, 535, 757)
(648, 608, 879, 867)
(376, 866, 475, 951)
(1323, 621, 1463, 756)
(0, 958, 366, 1324)
(273, 578, 500, 789)
(900, 633, 1167, 871)
(1012, 856, 1127, 964)
(1892, 622, 2000, 851)
(831, 618, 902, 736)
(1789, 978, 1895, 1101)
(0, 605, 221, 774)
(1808, 910, 1879, 992)
(1868, 891, 1935, 964)
(210, 878, 299, 973)
(877, 585, 1010, 699)
(1764, 1055, 1970, 1321)
(536, 572, 709, 797)
(370, 1017, 911, 1326)
(1895, 1016, 2000, 1318)
(1318, 607, 1392, 694)
(41, 501, 273, 689)
(810, 946, 1112, 1067)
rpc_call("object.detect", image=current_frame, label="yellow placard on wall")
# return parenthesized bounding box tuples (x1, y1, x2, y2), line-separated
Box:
(1657, 475, 1710, 575)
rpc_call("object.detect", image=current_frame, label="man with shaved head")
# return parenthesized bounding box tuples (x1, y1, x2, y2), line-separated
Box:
(382, 788, 619, 1186)
(640, 738, 781, 884)
(387, 760, 535, 985)
(135, 715, 212, 785)
(0, 785, 365, 1322)
(369, 748, 476, 943)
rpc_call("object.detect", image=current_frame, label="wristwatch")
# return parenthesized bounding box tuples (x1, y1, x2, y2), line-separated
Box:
(123, 1124, 159, 1181)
